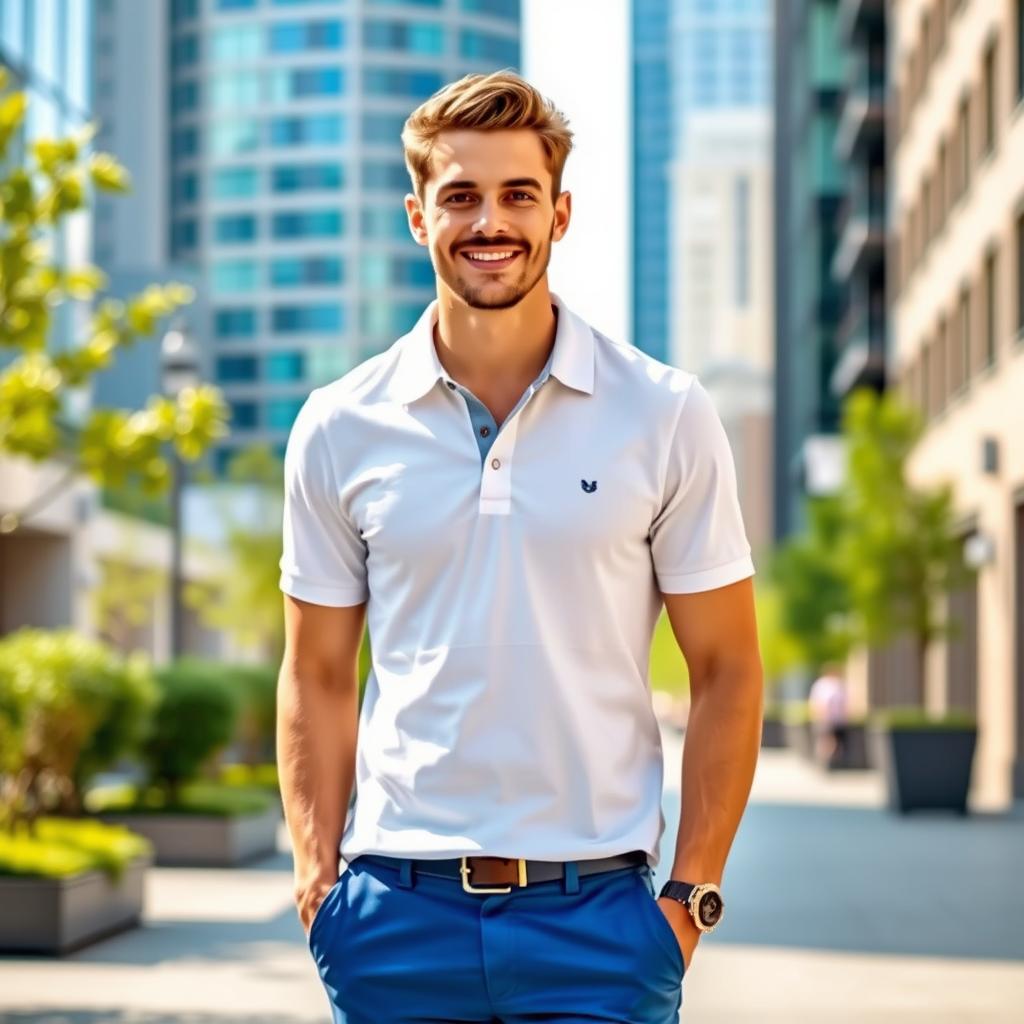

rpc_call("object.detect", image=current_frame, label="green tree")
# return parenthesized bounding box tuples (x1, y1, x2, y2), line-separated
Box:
(835, 387, 974, 705)
(767, 494, 855, 673)
(0, 68, 228, 531)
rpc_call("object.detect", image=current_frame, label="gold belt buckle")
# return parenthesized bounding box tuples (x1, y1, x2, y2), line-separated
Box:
(460, 856, 528, 894)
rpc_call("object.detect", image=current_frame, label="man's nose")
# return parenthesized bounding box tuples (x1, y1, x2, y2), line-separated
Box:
(472, 197, 508, 233)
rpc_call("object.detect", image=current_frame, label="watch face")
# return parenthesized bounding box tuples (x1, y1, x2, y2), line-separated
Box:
(696, 890, 724, 928)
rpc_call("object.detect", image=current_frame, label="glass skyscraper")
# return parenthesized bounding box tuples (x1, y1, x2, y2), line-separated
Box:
(167, 0, 521, 473)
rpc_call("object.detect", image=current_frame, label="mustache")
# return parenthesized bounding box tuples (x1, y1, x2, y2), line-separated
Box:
(456, 242, 527, 252)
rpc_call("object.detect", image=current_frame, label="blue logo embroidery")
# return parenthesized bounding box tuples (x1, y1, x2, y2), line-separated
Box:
(581, 479, 597, 493)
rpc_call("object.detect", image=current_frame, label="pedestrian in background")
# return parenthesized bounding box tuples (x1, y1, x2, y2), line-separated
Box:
(808, 662, 849, 768)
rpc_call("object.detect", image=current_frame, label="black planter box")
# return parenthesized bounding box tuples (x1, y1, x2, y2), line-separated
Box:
(868, 726, 978, 814)
(824, 723, 870, 771)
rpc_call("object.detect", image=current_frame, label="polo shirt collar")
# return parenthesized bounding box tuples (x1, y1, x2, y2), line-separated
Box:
(389, 291, 595, 405)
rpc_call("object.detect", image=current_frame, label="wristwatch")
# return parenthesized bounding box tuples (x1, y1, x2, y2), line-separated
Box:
(658, 879, 725, 933)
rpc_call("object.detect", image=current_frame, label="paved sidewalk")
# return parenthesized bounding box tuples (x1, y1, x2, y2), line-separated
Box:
(2, 727, 1023, 1022)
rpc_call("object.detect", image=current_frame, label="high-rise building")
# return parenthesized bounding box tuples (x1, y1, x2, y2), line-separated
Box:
(96, 0, 521, 475)
(889, 0, 1024, 809)
(0, 0, 93, 367)
(772, 0, 847, 539)
(831, 0, 886, 400)
(668, 0, 774, 559)
(631, 0, 673, 362)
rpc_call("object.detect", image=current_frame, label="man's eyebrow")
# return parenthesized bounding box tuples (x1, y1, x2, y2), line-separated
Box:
(437, 177, 544, 193)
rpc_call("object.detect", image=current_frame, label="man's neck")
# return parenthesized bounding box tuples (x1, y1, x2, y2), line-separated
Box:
(432, 283, 558, 398)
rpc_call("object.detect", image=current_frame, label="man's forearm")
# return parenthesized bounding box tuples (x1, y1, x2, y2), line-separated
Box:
(276, 661, 360, 886)
(669, 663, 763, 884)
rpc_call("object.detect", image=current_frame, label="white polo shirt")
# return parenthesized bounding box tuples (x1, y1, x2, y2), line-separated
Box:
(279, 291, 755, 868)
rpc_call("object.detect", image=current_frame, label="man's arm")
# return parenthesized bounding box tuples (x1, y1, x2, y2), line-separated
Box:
(277, 593, 366, 935)
(656, 575, 764, 966)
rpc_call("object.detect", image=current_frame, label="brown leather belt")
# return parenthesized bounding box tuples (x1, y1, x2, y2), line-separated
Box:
(359, 849, 649, 894)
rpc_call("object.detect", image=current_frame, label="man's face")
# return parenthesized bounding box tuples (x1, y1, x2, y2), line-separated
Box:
(406, 129, 571, 310)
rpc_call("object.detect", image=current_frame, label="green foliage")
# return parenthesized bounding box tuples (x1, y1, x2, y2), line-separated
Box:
(220, 663, 278, 764)
(836, 389, 973, 658)
(139, 658, 239, 798)
(767, 495, 855, 672)
(648, 608, 689, 696)
(0, 628, 157, 826)
(869, 706, 978, 731)
(219, 762, 279, 793)
(0, 66, 229, 524)
(86, 780, 272, 818)
(0, 816, 152, 881)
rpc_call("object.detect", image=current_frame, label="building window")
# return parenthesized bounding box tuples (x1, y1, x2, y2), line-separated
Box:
(212, 259, 260, 294)
(171, 80, 200, 113)
(1017, 0, 1024, 103)
(361, 207, 413, 241)
(957, 95, 970, 196)
(271, 255, 344, 286)
(984, 249, 997, 367)
(271, 66, 346, 101)
(363, 161, 410, 190)
(272, 304, 345, 332)
(266, 352, 305, 381)
(217, 355, 259, 381)
(212, 25, 262, 60)
(362, 112, 407, 145)
(213, 166, 260, 198)
(958, 285, 971, 386)
(1017, 212, 1024, 340)
(215, 213, 259, 243)
(363, 67, 444, 99)
(270, 113, 345, 146)
(983, 41, 997, 157)
(173, 172, 199, 204)
(217, 0, 257, 9)
(171, 219, 198, 249)
(363, 20, 444, 55)
(269, 20, 345, 53)
(266, 399, 306, 431)
(171, 33, 199, 68)
(172, 127, 199, 159)
(272, 209, 344, 239)
(272, 163, 344, 191)
(934, 321, 947, 412)
(211, 118, 260, 155)
(921, 341, 932, 419)
(215, 308, 258, 338)
(360, 253, 434, 288)
(211, 70, 262, 109)
(459, 29, 519, 65)
(230, 401, 259, 429)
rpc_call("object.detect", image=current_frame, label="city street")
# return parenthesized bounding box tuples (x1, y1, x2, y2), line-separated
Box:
(2, 726, 1023, 1023)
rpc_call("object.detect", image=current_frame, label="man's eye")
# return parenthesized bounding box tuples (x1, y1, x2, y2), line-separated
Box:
(511, 191, 534, 201)
(446, 193, 473, 203)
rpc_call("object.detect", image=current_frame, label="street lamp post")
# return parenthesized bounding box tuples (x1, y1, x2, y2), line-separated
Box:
(160, 320, 200, 661)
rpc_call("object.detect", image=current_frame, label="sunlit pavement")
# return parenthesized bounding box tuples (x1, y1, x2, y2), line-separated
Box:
(2, 724, 1023, 1023)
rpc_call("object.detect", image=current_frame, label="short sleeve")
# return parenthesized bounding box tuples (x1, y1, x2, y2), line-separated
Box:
(278, 394, 368, 607)
(649, 377, 756, 594)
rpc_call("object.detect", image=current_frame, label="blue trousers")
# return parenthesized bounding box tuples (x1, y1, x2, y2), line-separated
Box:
(307, 854, 685, 1023)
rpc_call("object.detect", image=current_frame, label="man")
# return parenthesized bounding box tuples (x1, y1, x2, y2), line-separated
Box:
(277, 70, 763, 1024)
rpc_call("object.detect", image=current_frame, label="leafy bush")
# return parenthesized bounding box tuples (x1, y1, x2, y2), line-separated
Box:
(0, 628, 157, 827)
(86, 780, 271, 818)
(0, 816, 152, 881)
(220, 762, 279, 793)
(869, 706, 977, 731)
(220, 663, 277, 764)
(139, 658, 239, 801)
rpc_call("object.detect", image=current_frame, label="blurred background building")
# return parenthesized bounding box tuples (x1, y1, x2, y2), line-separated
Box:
(669, 0, 774, 559)
(888, 0, 1024, 808)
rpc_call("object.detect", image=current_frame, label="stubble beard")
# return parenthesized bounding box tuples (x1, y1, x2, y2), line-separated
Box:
(441, 219, 555, 311)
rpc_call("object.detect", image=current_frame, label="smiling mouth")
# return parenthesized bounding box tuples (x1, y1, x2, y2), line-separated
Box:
(460, 250, 523, 270)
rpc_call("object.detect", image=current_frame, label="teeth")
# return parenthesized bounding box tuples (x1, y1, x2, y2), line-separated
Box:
(465, 251, 517, 261)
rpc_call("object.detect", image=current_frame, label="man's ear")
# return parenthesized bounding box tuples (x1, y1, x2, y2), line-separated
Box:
(405, 192, 429, 247)
(553, 190, 572, 243)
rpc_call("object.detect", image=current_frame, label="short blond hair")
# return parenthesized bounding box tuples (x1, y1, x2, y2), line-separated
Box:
(401, 69, 574, 203)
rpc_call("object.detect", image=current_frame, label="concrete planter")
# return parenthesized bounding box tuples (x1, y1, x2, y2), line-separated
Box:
(0, 851, 151, 955)
(94, 803, 281, 866)
(868, 725, 978, 814)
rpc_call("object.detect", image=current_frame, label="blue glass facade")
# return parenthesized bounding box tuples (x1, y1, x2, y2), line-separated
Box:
(168, 2, 521, 463)
(631, 0, 673, 362)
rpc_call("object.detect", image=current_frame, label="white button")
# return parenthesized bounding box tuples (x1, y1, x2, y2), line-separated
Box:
(491, 457, 501, 470)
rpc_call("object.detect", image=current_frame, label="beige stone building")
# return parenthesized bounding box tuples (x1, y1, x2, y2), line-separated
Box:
(887, 0, 1024, 810)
